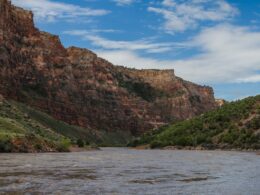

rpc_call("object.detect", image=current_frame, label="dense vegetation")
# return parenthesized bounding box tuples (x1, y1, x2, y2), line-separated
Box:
(129, 95, 260, 150)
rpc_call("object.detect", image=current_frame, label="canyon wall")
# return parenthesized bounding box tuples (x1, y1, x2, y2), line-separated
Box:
(0, 0, 217, 136)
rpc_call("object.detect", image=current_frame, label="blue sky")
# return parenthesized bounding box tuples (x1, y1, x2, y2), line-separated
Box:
(12, 0, 260, 100)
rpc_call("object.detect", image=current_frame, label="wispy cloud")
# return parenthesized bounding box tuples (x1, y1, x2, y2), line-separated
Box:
(162, 0, 176, 7)
(64, 29, 121, 34)
(236, 75, 260, 83)
(112, 0, 135, 6)
(148, 0, 238, 33)
(95, 25, 260, 84)
(12, 0, 109, 22)
(64, 30, 189, 53)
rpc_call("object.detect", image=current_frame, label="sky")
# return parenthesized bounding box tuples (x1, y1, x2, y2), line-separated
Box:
(12, 0, 260, 100)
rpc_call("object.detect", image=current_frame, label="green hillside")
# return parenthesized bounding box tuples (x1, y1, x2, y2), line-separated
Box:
(17, 101, 132, 147)
(129, 95, 260, 150)
(0, 98, 132, 152)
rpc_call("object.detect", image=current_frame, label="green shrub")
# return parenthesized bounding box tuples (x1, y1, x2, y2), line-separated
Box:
(246, 117, 260, 130)
(34, 143, 43, 150)
(0, 137, 12, 152)
(150, 140, 164, 148)
(77, 139, 85, 148)
(57, 138, 71, 152)
(175, 136, 193, 146)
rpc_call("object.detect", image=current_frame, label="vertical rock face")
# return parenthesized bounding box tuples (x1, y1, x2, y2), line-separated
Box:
(119, 68, 216, 122)
(0, 0, 217, 136)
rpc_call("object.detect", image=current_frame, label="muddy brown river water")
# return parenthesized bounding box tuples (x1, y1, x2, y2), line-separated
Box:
(0, 148, 259, 194)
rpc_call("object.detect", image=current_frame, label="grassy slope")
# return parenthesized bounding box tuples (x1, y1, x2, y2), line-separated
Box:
(129, 95, 260, 150)
(0, 99, 132, 152)
(0, 100, 70, 152)
(17, 102, 133, 146)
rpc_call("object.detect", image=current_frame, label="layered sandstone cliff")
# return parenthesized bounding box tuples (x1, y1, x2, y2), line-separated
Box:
(0, 0, 217, 136)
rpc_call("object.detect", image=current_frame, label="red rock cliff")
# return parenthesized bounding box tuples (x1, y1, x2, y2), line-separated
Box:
(0, 0, 217, 135)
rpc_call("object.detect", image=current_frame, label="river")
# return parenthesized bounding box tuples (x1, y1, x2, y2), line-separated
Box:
(0, 148, 259, 195)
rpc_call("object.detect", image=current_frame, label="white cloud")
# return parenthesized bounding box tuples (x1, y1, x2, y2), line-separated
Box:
(162, 0, 176, 7)
(97, 50, 160, 68)
(94, 25, 260, 84)
(86, 35, 172, 53)
(148, 0, 238, 33)
(236, 75, 260, 83)
(12, 0, 109, 22)
(65, 29, 121, 34)
(184, 23, 260, 84)
(112, 0, 134, 6)
(64, 30, 189, 53)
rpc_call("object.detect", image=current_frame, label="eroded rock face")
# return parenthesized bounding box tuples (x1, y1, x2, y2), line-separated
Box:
(215, 99, 226, 107)
(0, 0, 217, 135)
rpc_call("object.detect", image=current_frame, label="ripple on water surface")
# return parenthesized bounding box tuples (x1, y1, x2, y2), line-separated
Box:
(0, 148, 259, 195)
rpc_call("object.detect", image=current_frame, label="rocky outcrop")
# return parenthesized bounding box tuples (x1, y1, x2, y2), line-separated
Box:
(0, 0, 217, 136)
(215, 99, 226, 107)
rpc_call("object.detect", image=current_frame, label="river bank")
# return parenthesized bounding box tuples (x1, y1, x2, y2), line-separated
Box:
(133, 144, 260, 152)
(69, 145, 100, 152)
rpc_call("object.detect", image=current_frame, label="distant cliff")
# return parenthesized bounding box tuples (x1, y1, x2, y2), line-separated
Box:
(0, 0, 217, 138)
